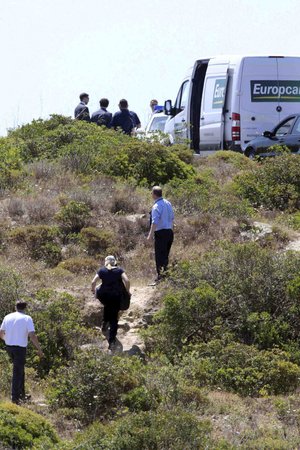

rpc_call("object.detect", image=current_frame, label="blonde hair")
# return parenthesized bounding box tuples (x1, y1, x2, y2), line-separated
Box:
(105, 255, 117, 270)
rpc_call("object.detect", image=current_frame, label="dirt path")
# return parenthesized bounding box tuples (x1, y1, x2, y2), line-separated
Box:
(116, 284, 156, 354)
(285, 235, 300, 252)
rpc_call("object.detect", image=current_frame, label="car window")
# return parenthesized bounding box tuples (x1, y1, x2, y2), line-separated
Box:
(149, 116, 168, 132)
(180, 81, 189, 110)
(174, 80, 189, 111)
(275, 117, 295, 137)
(291, 117, 300, 135)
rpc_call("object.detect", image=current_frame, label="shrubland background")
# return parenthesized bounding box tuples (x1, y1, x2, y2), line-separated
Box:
(0, 115, 300, 449)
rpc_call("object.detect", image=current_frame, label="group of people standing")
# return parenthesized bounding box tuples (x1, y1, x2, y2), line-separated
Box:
(74, 93, 141, 135)
(0, 178, 174, 405)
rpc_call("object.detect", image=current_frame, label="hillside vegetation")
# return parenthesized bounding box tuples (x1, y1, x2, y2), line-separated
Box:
(0, 115, 300, 449)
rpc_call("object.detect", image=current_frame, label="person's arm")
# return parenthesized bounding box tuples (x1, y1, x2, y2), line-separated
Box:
(28, 332, 44, 358)
(147, 205, 160, 240)
(121, 272, 131, 294)
(0, 319, 6, 340)
(147, 222, 157, 241)
(91, 274, 100, 294)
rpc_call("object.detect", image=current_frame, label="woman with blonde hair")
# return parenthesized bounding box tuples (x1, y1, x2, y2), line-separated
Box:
(91, 256, 130, 350)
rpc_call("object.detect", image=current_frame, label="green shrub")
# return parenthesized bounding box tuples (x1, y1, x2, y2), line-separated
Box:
(47, 349, 143, 422)
(208, 150, 255, 169)
(71, 409, 212, 450)
(0, 139, 24, 189)
(10, 225, 61, 267)
(144, 283, 219, 355)
(166, 170, 252, 219)
(181, 340, 300, 396)
(27, 290, 92, 376)
(0, 402, 59, 449)
(0, 266, 22, 319)
(235, 154, 300, 211)
(55, 201, 91, 234)
(80, 227, 115, 255)
(58, 256, 98, 274)
(167, 243, 300, 349)
(0, 351, 11, 398)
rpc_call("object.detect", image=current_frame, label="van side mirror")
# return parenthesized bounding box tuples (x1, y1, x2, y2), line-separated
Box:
(164, 100, 173, 116)
(263, 130, 273, 138)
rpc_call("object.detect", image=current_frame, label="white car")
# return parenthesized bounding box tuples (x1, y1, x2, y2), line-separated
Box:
(145, 112, 169, 134)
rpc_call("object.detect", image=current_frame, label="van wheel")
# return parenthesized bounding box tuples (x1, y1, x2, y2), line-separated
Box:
(246, 148, 255, 159)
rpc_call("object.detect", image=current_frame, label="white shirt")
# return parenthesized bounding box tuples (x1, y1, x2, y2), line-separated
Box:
(0, 311, 35, 347)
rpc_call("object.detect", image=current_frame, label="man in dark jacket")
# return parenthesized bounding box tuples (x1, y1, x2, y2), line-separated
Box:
(110, 99, 135, 135)
(91, 98, 112, 127)
(74, 93, 90, 121)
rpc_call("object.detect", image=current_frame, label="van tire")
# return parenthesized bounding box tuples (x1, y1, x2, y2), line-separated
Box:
(246, 148, 256, 159)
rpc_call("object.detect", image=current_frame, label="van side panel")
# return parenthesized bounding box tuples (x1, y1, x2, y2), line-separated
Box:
(199, 61, 229, 150)
(239, 57, 280, 148)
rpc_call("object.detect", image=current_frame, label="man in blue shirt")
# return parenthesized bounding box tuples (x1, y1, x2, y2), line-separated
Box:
(110, 99, 140, 135)
(147, 186, 174, 282)
(91, 98, 112, 127)
(74, 93, 90, 121)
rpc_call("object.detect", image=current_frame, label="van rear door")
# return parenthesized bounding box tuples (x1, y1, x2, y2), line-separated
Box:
(240, 57, 282, 148)
(277, 57, 300, 120)
(199, 62, 229, 150)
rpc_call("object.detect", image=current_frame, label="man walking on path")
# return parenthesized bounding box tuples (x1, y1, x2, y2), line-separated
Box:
(91, 98, 112, 127)
(74, 92, 90, 121)
(0, 301, 44, 404)
(147, 186, 174, 283)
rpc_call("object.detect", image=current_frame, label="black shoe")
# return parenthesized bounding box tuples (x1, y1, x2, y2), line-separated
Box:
(101, 322, 109, 334)
(20, 394, 31, 403)
(108, 339, 116, 350)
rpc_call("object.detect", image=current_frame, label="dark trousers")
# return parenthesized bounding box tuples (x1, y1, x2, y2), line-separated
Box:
(154, 229, 174, 277)
(6, 345, 26, 403)
(101, 293, 121, 343)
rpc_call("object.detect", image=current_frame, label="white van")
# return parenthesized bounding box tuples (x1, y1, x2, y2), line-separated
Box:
(164, 55, 300, 153)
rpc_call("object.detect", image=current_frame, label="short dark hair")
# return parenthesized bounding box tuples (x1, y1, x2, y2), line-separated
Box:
(150, 99, 158, 106)
(79, 92, 89, 101)
(100, 98, 109, 108)
(119, 99, 128, 109)
(152, 186, 163, 198)
(16, 301, 27, 311)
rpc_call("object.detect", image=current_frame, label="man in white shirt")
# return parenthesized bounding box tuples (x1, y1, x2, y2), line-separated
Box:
(0, 301, 43, 404)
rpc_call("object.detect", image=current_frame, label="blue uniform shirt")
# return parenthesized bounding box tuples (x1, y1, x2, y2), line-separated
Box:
(91, 108, 112, 127)
(110, 109, 134, 134)
(151, 198, 174, 231)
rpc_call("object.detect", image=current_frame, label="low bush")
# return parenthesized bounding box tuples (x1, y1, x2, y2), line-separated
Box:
(207, 150, 255, 170)
(55, 200, 91, 234)
(0, 266, 22, 319)
(80, 227, 115, 255)
(47, 349, 143, 422)
(0, 402, 59, 449)
(0, 351, 11, 398)
(27, 290, 92, 376)
(25, 195, 57, 224)
(7, 197, 25, 217)
(166, 171, 252, 219)
(235, 154, 300, 211)
(71, 409, 212, 450)
(10, 225, 62, 267)
(144, 283, 219, 355)
(167, 243, 300, 349)
(0, 139, 24, 190)
(181, 340, 300, 396)
(58, 256, 98, 274)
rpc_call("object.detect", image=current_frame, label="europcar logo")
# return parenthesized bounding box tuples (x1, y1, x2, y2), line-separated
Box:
(212, 78, 226, 109)
(251, 80, 300, 102)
